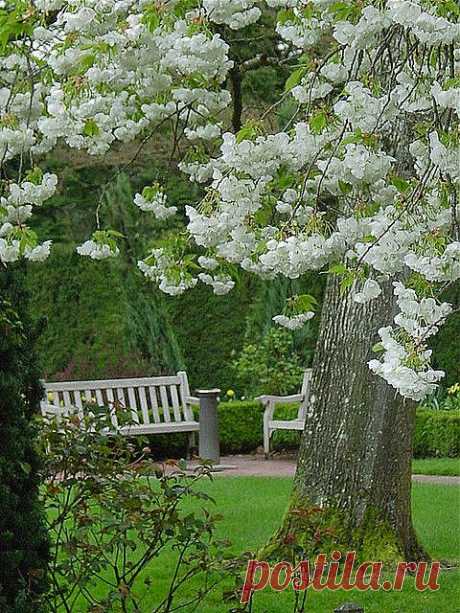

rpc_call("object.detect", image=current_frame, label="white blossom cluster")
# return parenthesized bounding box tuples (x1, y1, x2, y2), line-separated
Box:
(369, 283, 452, 400)
(198, 272, 235, 295)
(273, 312, 315, 330)
(0, 173, 58, 264)
(201, 0, 261, 30)
(76, 240, 119, 260)
(134, 186, 177, 220)
(138, 249, 198, 296)
(353, 279, 382, 304)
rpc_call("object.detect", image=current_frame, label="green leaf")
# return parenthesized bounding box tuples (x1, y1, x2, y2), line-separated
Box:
(142, 5, 161, 31)
(235, 121, 263, 144)
(340, 274, 355, 293)
(290, 294, 318, 313)
(83, 119, 100, 137)
(341, 129, 363, 146)
(25, 167, 44, 185)
(284, 67, 307, 92)
(327, 263, 347, 275)
(328, 1, 360, 21)
(277, 9, 295, 25)
(78, 53, 96, 74)
(390, 175, 410, 194)
(436, 0, 460, 18)
(106, 230, 124, 239)
(338, 180, 352, 195)
(19, 462, 31, 475)
(309, 110, 328, 134)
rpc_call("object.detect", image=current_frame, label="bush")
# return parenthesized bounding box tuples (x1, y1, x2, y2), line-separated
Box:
(143, 401, 460, 460)
(40, 413, 241, 612)
(414, 410, 460, 458)
(419, 382, 460, 412)
(233, 328, 305, 397)
(0, 266, 49, 613)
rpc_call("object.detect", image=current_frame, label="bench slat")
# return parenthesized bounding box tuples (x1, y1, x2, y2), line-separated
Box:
(106, 388, 118, 428)
(139, 387, 150, 425)
(73, 390, 84, 419)
(170, 385, 182, 422)
(119, 421, 199, 436)
(95, 389, 104, 407)
(44, 376, 182, 392)
(159, 385, 170, 423)
(127, 387, 139, 424)
(73, 390, 82, 409)
(147, 387, 160, 423)
(178, 371, 194, 421)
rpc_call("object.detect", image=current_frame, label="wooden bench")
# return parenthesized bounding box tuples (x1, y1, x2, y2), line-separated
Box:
(258, 369, 312, 458)
(40, 371, 200, 442)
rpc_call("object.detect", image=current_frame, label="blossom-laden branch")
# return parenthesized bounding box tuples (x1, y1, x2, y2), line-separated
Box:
(0, 0, 459, 399)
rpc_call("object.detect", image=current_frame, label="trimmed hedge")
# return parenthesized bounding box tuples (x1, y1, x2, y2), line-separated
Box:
(145, 401, 300, 459)
(145, 402, 460, 459)
(414, 410, 460, 458)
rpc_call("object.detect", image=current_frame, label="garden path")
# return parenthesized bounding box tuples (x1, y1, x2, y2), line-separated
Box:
(180, 454, 460, 485)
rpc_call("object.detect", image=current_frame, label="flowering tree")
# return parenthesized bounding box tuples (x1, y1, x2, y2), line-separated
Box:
(1, 0, 459, 583)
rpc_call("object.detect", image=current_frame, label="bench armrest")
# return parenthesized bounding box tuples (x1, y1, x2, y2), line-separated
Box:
(256, 393, 304, 406)
(257, 393, 304, 423)
(186, 395, 200, 406)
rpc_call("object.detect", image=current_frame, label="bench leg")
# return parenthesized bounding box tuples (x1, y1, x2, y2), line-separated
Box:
(186, 432, 196, 460)
(263, 424, 271, 459)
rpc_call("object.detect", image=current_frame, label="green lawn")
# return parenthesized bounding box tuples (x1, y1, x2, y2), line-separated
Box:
(413, 457, 460, 476)
(123, 478, 460, 613)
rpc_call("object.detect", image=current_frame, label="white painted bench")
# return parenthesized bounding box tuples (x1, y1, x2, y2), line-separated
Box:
(40, 371, 200, 441)
(258, 369, 312, 458)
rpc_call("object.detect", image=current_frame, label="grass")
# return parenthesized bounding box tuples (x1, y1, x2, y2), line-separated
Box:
(412, 457, 460, 476)
(126, 478, 460, 613)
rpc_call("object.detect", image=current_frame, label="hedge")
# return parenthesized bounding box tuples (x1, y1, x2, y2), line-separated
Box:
(414, 410, 460, 458)
(144, 402, 460, 459)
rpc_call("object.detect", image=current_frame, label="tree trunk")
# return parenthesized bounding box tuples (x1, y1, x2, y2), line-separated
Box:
(264, 274, 427, 563)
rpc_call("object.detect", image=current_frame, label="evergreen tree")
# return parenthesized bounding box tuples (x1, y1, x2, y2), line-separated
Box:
(0, 265, 49, 612)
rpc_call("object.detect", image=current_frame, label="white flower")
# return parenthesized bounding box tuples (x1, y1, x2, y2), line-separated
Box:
(198, 256, 219, 270)
(0, 239, 20, 263)
(203, 0, 261, 30)
(273, 312, 315, 330)
(133, 188, 177, 220)
(353, 279, 382, 304)
(25, 241, 52, 262)
(76, 240, 119, 260)
(198, 272, 235, 294)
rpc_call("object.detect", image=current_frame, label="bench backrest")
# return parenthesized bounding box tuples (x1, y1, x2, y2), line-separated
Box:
(41, 371, 195, 428)
(298, 369, 313, 419)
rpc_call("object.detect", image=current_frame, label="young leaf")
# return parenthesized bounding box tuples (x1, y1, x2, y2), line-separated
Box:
(285, 67, 307, 92)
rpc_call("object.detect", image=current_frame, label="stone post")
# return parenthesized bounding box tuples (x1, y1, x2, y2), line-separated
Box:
(196, 388, 221, 464)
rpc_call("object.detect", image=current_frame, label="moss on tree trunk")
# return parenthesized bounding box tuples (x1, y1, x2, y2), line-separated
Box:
(262, 275, 427, 564)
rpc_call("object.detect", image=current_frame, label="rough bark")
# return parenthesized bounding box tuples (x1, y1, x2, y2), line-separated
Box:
(265, 274, 427, 563)
(229, 66, 243, 134)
